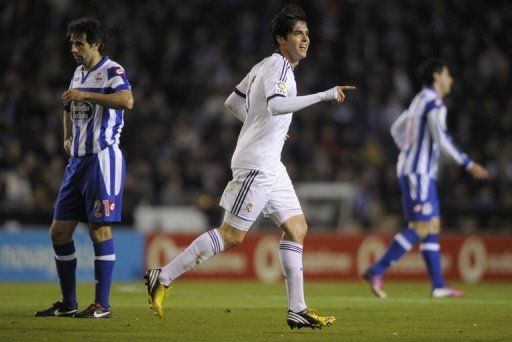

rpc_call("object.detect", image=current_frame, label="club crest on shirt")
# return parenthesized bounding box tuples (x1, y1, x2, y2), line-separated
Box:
(275, 81, 287, 96)
(95, 72, 104, 82)
(70, 100, 94, 124)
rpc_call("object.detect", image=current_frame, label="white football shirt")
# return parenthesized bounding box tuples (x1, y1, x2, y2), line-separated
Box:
(231, 53, 296, 174)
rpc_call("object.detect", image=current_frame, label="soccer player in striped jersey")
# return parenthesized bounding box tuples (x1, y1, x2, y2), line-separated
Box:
(363, 59, 488, 299)
(35, 17, 133, 318)
(145, 5, 354, 329)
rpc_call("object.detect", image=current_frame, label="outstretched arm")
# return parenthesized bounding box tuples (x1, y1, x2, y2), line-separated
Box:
(268, 86, 355, 116)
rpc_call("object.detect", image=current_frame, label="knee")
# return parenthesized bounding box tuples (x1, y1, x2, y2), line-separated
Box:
(89, 224, 112, 243)
(50, 224, 73, 244)
(219, 224, 246, 248)
(429, 218, 441, 234)
(285, 223, 308, 244)
(410, 221, 434, 239)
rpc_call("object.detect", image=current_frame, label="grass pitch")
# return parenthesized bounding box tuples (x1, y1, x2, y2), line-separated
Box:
(0, 281, 511, 341)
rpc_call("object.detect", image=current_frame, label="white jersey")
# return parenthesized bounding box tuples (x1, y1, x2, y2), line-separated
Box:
(393, 87, 471, 179)
(231, 53, 296, 174)
(64, 56, 131, 157)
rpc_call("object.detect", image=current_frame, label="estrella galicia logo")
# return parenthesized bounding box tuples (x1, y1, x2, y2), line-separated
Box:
(70, 100, 94, 124)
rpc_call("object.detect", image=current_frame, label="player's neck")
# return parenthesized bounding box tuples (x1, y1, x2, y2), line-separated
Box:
(278, 48, 299, 69)
(83, 53, 103, 71)
(432, 83, 446, 99)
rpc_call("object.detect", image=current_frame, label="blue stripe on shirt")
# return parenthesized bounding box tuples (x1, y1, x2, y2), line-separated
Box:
(412, 100, 438, 172)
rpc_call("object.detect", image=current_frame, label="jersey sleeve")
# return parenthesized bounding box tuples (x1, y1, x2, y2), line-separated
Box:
(107, 65, 131, 92)
(233, 72, 250, 98)
(263, 58, 292, 103)
(390, 110, 409, 149)
(427, 102, 472, 167)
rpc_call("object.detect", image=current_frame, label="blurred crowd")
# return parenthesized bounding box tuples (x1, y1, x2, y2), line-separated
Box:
(1, 0, 511, 231)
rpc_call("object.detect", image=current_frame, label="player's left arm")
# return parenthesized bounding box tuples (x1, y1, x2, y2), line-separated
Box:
(267, 86, 355, 115)
(61, 89, 134, 110)
(427, 106, 488, 180)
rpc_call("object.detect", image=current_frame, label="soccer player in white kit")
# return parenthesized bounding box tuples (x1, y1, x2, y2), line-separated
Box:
(363, 59, 488, 299)
(145, 5, 355, 329)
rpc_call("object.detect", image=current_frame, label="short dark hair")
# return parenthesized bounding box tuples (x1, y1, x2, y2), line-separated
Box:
(66, 17, 107, 53)
(417, 59, 447, 86)
(270, 4, 306, 48)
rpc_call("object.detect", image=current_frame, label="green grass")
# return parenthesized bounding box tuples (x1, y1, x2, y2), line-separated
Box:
(0, 281, 511, 341)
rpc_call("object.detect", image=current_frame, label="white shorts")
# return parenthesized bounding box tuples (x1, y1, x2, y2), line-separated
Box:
(220, 164, 302, 231)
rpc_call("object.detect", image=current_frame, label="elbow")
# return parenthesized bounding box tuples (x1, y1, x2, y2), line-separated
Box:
(124, 95, 134, 110)
(267, 103, 279, 116)
(224, 99, 233, 112)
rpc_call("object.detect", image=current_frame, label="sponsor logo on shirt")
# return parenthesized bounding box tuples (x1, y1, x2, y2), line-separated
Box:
(70, 100, 94, 123)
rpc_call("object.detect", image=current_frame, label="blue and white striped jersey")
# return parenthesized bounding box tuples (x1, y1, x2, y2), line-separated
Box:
(391, 88, 472, 179)
(64, 56, 131, 157)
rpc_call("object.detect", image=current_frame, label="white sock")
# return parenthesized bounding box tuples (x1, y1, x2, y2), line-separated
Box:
(279, 240, 307, 313)
(159, 229, 224, 286)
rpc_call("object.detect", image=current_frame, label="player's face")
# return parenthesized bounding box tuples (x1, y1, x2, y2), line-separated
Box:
(70, 33, 98, 65)
(436, 67, 454, 97)
(284, 20, 310, 62)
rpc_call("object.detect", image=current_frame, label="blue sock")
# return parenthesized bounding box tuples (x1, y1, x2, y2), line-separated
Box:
(53, 241, 77, 308)
(371, 229, 420, 275)
(420, 234, 445, 289)
(93, 239, 115, 309)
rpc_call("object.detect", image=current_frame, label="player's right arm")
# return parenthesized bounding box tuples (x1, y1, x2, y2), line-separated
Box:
(262, 60, 355, 115)
(63, 110, 72, 155)
(427, 104, 488, 180)
(390, 110, 408, 149)
(225, 73, 251, 122)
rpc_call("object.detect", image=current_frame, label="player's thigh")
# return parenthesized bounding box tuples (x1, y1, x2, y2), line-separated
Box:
(399, 174, 440, 224)
(220, 168, 273, 222)
(54, 157, 87, 222)
(264, 166, 303, 231)
(84, 144, 126, 224)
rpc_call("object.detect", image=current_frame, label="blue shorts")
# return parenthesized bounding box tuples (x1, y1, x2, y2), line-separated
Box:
(54, 144, 125, 223)
(398, 174, 439, 222)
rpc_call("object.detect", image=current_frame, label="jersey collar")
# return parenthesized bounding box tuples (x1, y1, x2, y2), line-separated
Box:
(81, 56, 109, 84)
